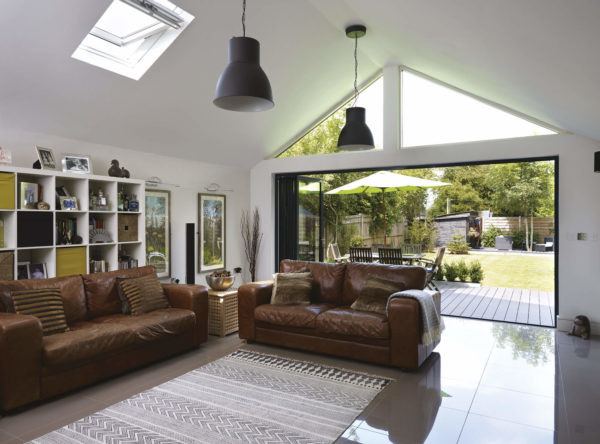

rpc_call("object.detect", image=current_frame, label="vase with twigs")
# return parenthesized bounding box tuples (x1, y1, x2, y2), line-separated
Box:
(241, 207, 263, 282)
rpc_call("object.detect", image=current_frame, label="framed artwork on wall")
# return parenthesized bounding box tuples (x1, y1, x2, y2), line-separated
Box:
(145, 189, 171, 278)
(198, 193, 225, 272)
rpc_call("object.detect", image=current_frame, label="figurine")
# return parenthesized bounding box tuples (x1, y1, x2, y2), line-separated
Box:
(121, 166, 130, 178)
(108, 160, 122, 177)
(568, 315, 591, 340)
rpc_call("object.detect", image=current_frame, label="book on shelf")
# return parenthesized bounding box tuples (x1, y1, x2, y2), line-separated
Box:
(90, 260, 107, 273)
(118, 255, 138, 270)
(57, 217, 77, 245)
(89, 216, 104, 230)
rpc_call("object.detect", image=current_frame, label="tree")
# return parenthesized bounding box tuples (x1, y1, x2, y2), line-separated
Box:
(428, 182, 484, 218)
(279, 109, 346, 158)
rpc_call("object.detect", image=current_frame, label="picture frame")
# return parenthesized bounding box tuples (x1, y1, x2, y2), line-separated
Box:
(28, 263, 47, 279)
(145, 189, 171, 278)
(17, 262, 30, 280)
(20, 182, 39, 209)
(198, 193, 226, 272)
(62, 154, 92, 174)
(36, 146, 58, 170)
(59, 196, 78, 210)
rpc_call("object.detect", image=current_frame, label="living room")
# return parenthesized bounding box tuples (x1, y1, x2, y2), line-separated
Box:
(0, 1, 598, 443)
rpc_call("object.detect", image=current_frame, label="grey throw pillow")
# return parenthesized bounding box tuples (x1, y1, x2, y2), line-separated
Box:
(271, 272, 313, 305)
(351, 277, 406, 315)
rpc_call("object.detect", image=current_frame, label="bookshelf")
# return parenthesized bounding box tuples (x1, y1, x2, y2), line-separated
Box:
(0, 165, 146, 280)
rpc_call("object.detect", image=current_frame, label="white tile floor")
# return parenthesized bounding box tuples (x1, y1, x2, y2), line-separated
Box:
(0, 316, 598, 443)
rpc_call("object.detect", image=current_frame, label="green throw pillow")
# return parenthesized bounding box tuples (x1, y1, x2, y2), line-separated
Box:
(11, 288, 70, 335)
(271, 271, 313, 305)
(351, 277, 406, 315)
(118, 274, 170, 315)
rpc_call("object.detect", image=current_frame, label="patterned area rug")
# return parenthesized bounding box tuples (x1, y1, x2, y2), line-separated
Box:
(32, 350, 391, 443)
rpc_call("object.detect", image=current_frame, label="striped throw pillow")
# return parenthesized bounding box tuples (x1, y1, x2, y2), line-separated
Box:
(118, 274, 170, 315)
(11, 288, 70, 335)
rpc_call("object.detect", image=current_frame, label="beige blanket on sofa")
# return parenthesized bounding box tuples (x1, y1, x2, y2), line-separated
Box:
(387, 289, 444, 346)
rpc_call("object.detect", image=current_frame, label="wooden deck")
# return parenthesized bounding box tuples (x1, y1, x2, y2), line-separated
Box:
(436, 281, 555, 327)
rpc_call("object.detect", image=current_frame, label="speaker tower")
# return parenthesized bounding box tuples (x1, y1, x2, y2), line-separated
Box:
(186, 223, 195, 284)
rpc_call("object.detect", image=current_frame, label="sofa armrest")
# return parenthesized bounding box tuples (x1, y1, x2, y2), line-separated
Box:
(0, 313, 43, 412)
(387, 289, 441, 369)
(162, 284, 208, 346)
(237, 281, 273, 340)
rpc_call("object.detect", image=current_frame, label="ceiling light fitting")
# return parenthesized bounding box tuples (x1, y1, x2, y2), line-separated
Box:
(214, 0, 274, 112)
(120, 0, 183, 29)
(337, 24, 375, 151)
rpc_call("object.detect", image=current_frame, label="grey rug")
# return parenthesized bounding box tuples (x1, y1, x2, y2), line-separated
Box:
(32, 350, 391, 444)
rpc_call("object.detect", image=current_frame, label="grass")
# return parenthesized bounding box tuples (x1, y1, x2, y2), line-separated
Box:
(428, 252, 555, 291)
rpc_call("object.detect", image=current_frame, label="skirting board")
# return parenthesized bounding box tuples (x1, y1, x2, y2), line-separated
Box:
(557, 315, 600, 336)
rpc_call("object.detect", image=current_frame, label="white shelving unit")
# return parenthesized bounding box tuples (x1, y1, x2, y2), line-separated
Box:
(0, 165, 146, 279)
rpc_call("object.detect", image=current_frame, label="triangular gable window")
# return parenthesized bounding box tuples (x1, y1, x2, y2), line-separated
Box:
(401, 70, 555, 147)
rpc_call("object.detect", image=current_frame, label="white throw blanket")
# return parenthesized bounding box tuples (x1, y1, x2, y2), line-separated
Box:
(387, 289, 444, 345)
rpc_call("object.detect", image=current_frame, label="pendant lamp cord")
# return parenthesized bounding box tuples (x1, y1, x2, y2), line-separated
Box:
(352, 34, 359, 106)
(242, 0, 246, 37)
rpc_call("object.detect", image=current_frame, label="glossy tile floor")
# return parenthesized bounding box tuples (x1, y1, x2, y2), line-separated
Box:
(0, 317, 598, 443)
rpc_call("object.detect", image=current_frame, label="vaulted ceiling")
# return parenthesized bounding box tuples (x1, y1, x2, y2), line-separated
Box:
(1, 0, 598, 167)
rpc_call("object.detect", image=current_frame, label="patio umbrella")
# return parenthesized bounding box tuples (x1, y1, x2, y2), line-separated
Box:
(325, 171, 451, 246)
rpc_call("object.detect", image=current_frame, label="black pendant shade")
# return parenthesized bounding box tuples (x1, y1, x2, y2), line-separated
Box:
(337, 107, 375, 151)
(214, 36, 274, 112)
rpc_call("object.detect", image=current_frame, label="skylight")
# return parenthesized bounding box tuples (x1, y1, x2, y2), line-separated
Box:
(72, 0, 194, 80)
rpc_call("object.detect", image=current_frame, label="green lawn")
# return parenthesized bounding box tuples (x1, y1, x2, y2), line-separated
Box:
(428, 252, 555, 292)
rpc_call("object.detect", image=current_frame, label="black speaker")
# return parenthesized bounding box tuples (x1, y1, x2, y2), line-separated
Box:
(595, 151, 600, 172)
(185, 223, 195, 284)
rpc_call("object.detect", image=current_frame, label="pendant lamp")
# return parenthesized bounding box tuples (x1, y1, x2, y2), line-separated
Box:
(337, 25, 375, 151)
(214, 0, 274, 112)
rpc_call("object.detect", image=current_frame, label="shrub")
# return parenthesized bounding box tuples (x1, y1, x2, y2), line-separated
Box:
(350, 236, 364, 247)
(434, 265, 445, 281)
(469, 260, 484, 283)
(511, 230, 539, 249)
(444, 262, 459, 282)
(481, 226, 503, 247)
(447, 234, 471, 254)
(405, 219, 438, 251)
(456, 260, 470, 282)
(337, 224, 358, 255)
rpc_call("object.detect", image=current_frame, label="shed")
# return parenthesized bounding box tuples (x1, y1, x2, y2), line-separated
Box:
(434, 211, 481, 248)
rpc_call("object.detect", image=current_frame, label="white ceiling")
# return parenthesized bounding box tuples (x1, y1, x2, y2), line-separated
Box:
(1, 0, 599, 168)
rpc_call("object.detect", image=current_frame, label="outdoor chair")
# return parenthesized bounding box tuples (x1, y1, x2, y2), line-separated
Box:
(417, 247, 446, 291)
(349, 247, 373, 263)
(402, 243, 423, 255)
(378, 247, 404, 265)
(328, 243, 347, 263)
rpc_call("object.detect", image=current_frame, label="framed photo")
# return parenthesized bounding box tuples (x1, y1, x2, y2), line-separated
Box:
(36, 146, 58, 170)
(28, 263, 47, 279)
(59, 196, 78, 210)
(20, 182, 39, 209)
(198, 194, 226, 272)
(145, 189, 171, 278)
(62, 154, 92, 174)
(17, 262, 30, 280)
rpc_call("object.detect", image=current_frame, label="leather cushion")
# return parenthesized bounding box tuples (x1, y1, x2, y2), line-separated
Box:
(12, 288, 70, 335)
(255, 303, 333, 328)
(271, 272, 313, 305)
(316, 307, 389, 339)
(43, 308, 195, 367)
(342, 263, 426, 306)
(83, 266, 156, 318)
(118, 274, 169, 315)
(280, 260, 346, 305)
(351, 277, 406, 315)
(0, 275, 87, 324)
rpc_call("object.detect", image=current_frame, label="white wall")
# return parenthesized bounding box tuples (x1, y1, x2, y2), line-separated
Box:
(250, 133, 600, 333)
(1, 129, 251, 284)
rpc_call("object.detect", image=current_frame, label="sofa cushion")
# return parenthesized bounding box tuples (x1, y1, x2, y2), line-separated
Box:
(271, 272, 313, 305)
(83, 266, 157, 318)
(0, 275, 87, 324)
(342, 263, 427, 306)
(42, 308, 195, 367)
(12, 288, 70, 335)
(280, 260, 346, 305)
(255, 304, 334, 328)
(351, 277, 406, 315)
(315, 307, 389, 339)
(118, 274, 170, 315)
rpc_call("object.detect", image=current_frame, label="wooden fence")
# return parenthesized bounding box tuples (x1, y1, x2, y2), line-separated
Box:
(482, 216, 554, 239)
(340, 214, 405, 246)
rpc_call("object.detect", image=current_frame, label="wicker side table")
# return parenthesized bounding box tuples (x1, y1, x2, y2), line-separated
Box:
(208, 289, 239, 337)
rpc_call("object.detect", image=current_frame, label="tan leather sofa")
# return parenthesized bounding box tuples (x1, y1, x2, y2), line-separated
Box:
(0, 266, 208, 412)
(238, 260, 440, 369)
